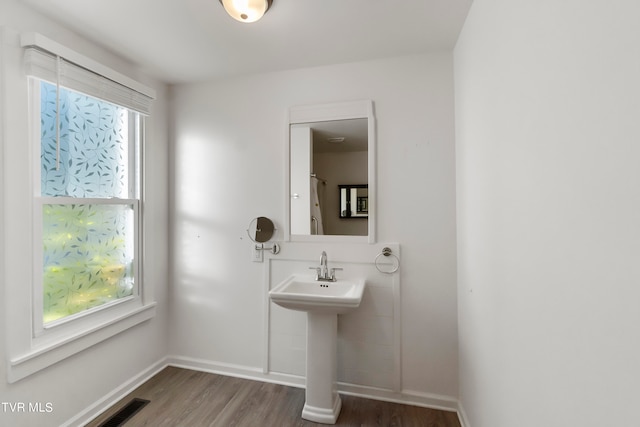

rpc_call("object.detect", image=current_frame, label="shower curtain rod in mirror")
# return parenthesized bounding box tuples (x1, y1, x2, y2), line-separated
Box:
(310, 173, 326, 184)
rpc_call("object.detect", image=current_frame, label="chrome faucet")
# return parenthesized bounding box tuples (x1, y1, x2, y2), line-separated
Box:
(310, 251, 342, 282)
(320, 251, 328, 279)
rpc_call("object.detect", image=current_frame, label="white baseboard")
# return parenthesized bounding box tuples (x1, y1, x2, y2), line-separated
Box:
(457, 400, 471, 427)
(65, 355, 466, 427)
(165, 354, 306, 389)
(60, 358, 168, 427)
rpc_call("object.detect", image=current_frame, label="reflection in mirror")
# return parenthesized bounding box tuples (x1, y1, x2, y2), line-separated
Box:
(287, 100, 375, 243)
(339, 185, 368, 218)
(247, 216, 275, 243)
(291, 119, 368, 236)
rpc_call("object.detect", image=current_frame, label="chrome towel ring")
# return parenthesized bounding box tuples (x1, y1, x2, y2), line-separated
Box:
(375, 247, 399, 274)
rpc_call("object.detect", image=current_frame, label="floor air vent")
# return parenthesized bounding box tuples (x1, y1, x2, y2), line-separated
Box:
(98, 398, 150, 427)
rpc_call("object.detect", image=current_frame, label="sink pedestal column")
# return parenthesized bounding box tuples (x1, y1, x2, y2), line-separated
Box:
(302, 312, 342, 424)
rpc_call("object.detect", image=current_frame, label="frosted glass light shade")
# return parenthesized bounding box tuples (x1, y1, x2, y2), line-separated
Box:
(220, 0, 272, 23)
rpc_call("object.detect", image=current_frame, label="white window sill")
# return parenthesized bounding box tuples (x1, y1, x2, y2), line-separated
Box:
(7, 302, 156, 383)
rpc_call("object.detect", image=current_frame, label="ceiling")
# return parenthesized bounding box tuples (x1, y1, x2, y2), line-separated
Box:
(21, 0, 473, 85)
(311, 118, 368, 153)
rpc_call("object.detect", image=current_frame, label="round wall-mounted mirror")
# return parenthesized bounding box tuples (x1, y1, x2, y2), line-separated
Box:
(247, 216, 275, 243)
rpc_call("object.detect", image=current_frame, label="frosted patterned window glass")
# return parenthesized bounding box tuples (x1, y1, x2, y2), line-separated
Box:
(40, 81, 130, 198)
(38, 80, 139, 325)
(42, 204, 135, 323)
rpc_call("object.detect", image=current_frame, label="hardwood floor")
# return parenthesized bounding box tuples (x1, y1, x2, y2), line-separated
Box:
(85, 367, 461, 427)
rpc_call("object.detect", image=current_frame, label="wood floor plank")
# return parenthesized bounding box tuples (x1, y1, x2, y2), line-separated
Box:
(85, 367, 461, 427)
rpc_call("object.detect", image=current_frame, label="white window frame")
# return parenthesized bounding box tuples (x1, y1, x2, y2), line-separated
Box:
(6, 33, 157, 383)
(30, 84, 142, 337)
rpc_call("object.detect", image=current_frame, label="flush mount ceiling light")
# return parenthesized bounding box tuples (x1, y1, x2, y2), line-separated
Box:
(219, 0, 273, 23)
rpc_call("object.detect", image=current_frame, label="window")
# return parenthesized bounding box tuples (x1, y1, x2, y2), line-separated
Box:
(36, 81, 140, 327)
(6, 34, 156, 382)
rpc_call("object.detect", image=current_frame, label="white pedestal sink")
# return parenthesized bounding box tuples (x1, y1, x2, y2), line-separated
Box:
(269, 274, 365, 424)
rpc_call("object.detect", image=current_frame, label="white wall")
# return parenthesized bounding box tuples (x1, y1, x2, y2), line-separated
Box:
(170, 53, 459, 401)
(455, 0, 640, 425)
(0, 1, 170, 426)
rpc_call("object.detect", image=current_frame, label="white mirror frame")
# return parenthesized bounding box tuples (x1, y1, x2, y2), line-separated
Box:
(285, 99, 376, 243)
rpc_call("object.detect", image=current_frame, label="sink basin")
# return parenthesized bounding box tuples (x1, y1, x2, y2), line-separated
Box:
(269, 274, 365, 314)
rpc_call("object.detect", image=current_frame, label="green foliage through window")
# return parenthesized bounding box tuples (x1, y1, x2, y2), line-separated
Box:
(42, 204, 134, 323)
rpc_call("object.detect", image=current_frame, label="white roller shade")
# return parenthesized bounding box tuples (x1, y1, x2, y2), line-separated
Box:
(23, 46, 154, 115)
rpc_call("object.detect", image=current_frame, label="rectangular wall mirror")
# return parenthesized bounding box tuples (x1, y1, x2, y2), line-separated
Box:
(286, 100, 375, 243)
